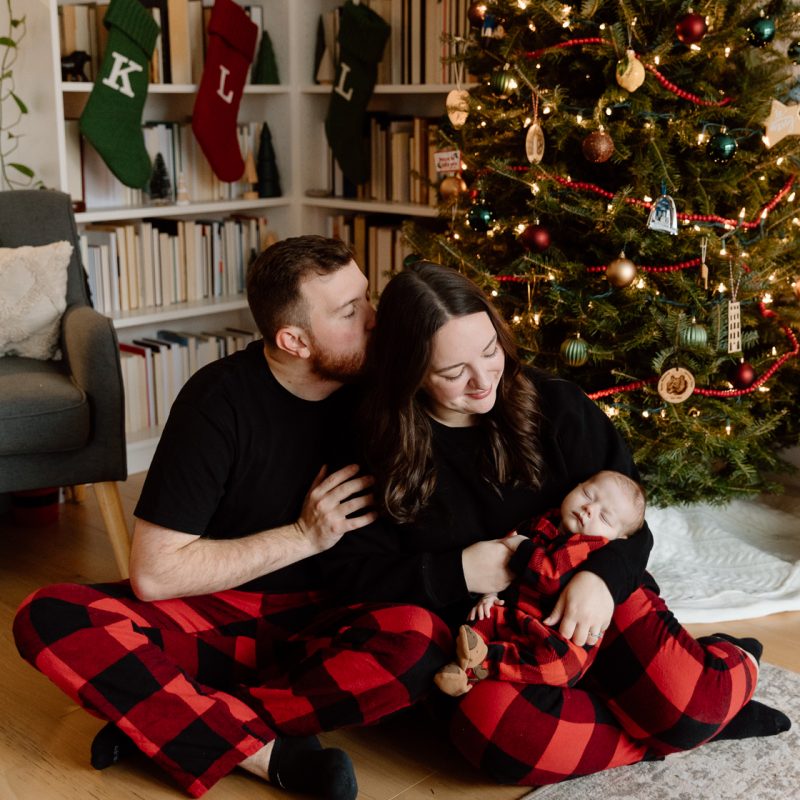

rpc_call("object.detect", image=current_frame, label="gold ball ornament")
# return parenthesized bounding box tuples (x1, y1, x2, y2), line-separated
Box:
(582, 130, 615, 163)
(439, 176, 467, 201)
(793, 276, 800, 301)
(616, 50, 645, 92)
(606, 251, 637, 288)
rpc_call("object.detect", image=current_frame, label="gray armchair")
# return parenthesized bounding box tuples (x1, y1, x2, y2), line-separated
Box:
(0, 190, 130, 576)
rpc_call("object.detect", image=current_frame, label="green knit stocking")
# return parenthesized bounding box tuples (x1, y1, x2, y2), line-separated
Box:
(79, 0, 160, 189)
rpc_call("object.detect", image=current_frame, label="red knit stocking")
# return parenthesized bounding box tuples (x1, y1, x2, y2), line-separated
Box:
(191, 0, 257, 181)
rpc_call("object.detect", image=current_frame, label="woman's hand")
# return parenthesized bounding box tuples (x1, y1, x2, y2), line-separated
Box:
(544, 571, 613, 647)
(462, 540, 514, 595)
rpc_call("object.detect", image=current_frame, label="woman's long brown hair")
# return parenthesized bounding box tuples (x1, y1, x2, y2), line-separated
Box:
(361, 262, 544, 523)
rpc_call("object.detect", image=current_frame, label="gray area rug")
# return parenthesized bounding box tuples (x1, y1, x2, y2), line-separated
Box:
(524, 663, 797, 800)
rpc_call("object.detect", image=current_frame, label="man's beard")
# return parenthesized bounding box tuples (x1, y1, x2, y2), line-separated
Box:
(307, 336, 365, 383)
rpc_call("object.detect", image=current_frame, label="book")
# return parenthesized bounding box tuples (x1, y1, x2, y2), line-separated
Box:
(120, 342, 156, 427)
(188, 0, 205, 84)
(141, 0, 171, 83)
(132, 338, 167, 425)
(166, 0, 192, 84)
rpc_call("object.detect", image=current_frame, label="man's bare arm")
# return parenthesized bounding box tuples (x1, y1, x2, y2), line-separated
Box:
(130, 464, 376, 601)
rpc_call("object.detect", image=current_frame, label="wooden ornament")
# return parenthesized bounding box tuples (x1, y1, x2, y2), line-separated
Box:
(762, 99, 800, 148)
(525, 122, 545, 163)
(658, 367, 695, 403)
(446, 89, 470, 129)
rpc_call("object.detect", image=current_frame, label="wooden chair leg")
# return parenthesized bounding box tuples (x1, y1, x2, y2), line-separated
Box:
(93, 481, 131, 579)
(64, 485, 87, 503)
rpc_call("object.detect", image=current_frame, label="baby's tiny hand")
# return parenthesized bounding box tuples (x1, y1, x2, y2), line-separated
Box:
(468, 593, 504, 622)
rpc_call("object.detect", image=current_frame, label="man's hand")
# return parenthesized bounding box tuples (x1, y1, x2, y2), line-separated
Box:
(543, 571, 614, 647)
(462, 540, 514, 595)
(295, 464, 378, 552)
(468, 592, 503, 622)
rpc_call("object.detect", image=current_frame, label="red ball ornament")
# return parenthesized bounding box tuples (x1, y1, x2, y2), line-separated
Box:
(675, 12, 708, 45)
(519, 223, 551, 252)
(731, 361, 756, 389)
(582, 130, 614, 163)
(467, 2, 488, 28)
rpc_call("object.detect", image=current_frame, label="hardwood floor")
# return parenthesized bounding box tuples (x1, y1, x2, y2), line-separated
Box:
(1, 473, 798, 800)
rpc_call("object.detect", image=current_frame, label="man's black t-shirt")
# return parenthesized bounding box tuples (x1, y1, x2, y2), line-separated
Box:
(134, 340, 356, 592)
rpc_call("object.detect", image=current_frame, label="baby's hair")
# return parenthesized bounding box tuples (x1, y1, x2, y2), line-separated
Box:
(596, 470, 647, 537)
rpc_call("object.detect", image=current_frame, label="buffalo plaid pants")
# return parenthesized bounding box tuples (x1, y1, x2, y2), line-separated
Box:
(13, 581, 451, 797)
(449, 585, 758, 786)
(471, 519, 608, 687)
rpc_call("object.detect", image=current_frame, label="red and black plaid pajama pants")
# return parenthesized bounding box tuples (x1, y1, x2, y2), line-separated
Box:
(449, 585, 758, 786)
(13, 581, 451, 797)
(471, 527, 608, 687)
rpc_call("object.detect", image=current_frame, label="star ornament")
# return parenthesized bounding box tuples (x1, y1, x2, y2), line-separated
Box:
(762, 99, 800, 148)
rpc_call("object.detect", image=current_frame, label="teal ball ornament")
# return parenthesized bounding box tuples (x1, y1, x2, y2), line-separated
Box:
(467, 202, 494, 232)
(680, 320, 708, 349)
(403, 253, 422, 269)
(706, 132, 737, 163)
(748, 17, 776, 47)
(789, 40, 800, 64)
(560, 335, 589, 367)
(490, 68, 516, 98)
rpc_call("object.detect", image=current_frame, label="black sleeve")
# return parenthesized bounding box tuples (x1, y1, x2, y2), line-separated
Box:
(134, 380, 234, 535)
(320, 518, 471, 610)
(543, 377, 653, 603)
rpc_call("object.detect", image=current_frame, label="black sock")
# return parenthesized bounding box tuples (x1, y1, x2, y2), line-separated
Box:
(707, 632, 764, 664)
(713, 700, 791, 741)
(90, 721, 137, 770)
(268, 735, 357, 800)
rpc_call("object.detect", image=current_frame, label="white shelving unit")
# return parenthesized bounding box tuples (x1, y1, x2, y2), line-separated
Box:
(23, 0, 449, 472)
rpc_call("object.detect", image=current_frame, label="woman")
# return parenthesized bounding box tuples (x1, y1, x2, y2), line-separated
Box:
(323, 261, 788, 786)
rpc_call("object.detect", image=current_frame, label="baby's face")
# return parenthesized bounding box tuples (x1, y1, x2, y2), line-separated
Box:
(560, 474, 636, 539)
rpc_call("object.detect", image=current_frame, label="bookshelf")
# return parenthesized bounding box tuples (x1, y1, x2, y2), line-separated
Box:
(23, 0, 460, 472)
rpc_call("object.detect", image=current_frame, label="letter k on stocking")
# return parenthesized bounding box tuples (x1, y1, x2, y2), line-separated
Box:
(79, 0, 159, 189)
(192, 0, 258, 182)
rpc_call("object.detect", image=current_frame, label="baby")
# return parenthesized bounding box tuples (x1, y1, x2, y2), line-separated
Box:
(435, 470, 646, 696)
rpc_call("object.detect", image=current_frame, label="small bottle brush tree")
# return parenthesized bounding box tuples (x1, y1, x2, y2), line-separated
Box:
(407, 0, 800, 506)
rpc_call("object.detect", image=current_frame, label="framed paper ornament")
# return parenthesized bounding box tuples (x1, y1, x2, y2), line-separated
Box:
(647, 183, 678, 235)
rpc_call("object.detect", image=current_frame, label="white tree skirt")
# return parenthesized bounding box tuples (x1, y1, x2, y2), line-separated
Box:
(648, 458, 800, 623)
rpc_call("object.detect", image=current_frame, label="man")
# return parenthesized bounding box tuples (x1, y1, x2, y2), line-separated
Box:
(14, 236, 451, 800)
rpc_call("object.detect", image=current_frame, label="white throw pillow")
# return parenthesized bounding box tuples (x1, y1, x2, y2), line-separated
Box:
(0, 241, 73, 360)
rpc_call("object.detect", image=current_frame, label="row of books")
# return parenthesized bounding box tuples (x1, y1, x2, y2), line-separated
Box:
(79, 214, 274, 314)
(327, 213, 415, 297)
(59, 1, 267, 85)
(67, 119, 266, 212)
(316, 0, 475, 87)
(120, 327, 258, 434)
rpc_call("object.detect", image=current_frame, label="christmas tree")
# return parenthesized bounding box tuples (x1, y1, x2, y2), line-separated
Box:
(407, 0, 800, 506)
